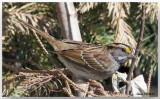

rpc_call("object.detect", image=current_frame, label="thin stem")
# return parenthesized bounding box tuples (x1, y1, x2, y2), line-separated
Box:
(147, 68, 152, 95)
(125, 5, 146, 95)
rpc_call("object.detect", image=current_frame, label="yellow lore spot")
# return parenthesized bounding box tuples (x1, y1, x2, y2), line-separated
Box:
(125, 47, 131, 53)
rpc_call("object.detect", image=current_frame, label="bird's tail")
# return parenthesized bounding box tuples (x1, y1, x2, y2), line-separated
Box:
(15, 18, 56, 43)
(14, 18, 71, 51)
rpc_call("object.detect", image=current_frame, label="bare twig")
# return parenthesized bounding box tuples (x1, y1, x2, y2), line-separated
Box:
(58, 70, 99, 97)
(64, 80, 72, 94)
(23, 75, 53, 90)
(125, 5, 146, 94)
(63, 87, 75, 97)
(147, 68, 152, 95)
(29, 26, 58, 68)
(32, 29, 49, 55)
(2, 63, 70, 76)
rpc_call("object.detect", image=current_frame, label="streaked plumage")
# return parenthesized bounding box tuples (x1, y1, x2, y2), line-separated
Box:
(15, 19, 135, 80)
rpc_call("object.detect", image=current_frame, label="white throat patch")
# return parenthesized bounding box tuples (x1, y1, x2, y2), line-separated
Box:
(118, 56, 127, 60)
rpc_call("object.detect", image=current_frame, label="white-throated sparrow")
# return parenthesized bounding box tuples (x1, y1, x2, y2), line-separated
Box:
(16, 19, 136, 80)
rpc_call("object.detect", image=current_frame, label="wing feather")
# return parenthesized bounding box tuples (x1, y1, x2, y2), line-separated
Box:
(57, 46, 113, 71)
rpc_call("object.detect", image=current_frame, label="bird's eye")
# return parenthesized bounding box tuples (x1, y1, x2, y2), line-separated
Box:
(121, 48, 126, 52)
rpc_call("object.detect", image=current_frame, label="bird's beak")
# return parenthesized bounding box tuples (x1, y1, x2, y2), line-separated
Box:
(128, 54, 136, 59)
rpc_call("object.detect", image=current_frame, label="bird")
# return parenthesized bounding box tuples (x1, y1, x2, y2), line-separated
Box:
(15, 19, 136, 80)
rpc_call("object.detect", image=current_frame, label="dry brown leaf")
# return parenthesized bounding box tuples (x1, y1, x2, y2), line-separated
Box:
(79, 2, 98, 13)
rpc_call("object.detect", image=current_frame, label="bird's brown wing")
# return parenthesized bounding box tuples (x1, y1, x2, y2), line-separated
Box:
(57, 46, 113, 71)
(62, 39, 98, 48)
(82, 46, 113, 71)
(57, 49, 86, 65)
